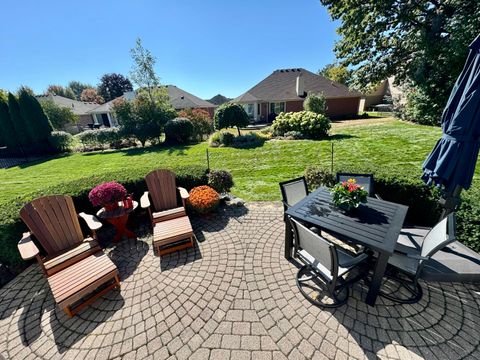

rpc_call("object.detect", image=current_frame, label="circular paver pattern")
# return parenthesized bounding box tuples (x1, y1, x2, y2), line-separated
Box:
(0, 202, 479, 360)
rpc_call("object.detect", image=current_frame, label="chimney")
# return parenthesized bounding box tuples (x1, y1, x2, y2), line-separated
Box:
(296, 73, 305, 97)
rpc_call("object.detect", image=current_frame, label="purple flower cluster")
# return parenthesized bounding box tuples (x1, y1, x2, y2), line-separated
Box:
(88, 181, 127, 207)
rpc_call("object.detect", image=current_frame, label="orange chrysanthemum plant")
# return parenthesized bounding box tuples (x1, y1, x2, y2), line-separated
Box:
(188, 185, 220, 214)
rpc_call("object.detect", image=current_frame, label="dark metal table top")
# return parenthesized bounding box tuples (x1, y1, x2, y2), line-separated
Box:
(286, 187, 408, 254)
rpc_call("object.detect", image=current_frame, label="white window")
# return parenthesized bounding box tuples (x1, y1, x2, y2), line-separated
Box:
(270, 102, 285, 114)
(244, 103, 255, 118)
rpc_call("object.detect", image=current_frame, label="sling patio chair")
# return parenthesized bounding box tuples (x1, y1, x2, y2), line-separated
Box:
(18, 195, 120, 317)
(279, 176, 309, 214)
(336, 172, 381, 198)
(289, 217, 370, 308)
(379, 213, 456, 304)
(141, 169, 195, 255)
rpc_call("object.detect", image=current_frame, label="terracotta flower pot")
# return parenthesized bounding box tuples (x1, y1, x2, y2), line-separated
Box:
(104, 202, 119, 212)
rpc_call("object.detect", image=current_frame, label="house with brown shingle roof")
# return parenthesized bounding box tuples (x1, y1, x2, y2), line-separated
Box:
(165, 85, 217, 117)
(234, 68, 362, 122)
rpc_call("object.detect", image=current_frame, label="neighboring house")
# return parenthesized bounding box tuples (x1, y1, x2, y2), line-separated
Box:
(78, 86, 216, 131)
(234, 68, 362, 122)
(208, 94, 231, 106)
(86, 91, 137, 128)
(36, 94, 101, 133)
(165, 85, 217, 117)
(358, 77, 406, 112)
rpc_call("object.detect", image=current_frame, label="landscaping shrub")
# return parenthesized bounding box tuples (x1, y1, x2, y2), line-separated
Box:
(188, 186, 220, 214)
(49, 131, 74, 152)
(0, 164, 209, 269)
(178, 108, 214, 141)
(272, 111, 331, 139)
(209, 131, 265, 148)
(75, 130, 100, 150)
(232, 132, 266, 148)
(303, 93, 327, 115)
(164, 117, 194, 144)
(208, 170, 234, 193)
(455, 185, 480, 252)
(96, 127, 121, 147)
(304, 166, 336, 189)
(283, 131, 304, 140)
(75, 128, 129, 151)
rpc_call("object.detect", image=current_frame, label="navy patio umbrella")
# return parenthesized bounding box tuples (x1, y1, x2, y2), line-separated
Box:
(422, 34, 480, 210)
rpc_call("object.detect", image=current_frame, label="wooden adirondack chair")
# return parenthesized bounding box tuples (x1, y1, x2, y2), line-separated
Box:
(141, 169, 194, 255)
(141, 169, 190, 226)
(17, 195, 120, 317)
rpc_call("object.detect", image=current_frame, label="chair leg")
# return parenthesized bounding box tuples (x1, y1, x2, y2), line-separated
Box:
(296, 265, 349, 308)
(64, 306, 74, 318)
(379, 271, 423, 304)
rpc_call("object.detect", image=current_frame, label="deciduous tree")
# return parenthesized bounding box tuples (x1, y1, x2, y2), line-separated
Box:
(320, 0, 480, 124)
(318, 63, 351, 85)
(80, 88, 104, 104)
(97, 73, 133, 102)
(46, 85, 76, 99)
(41, 99, 79, 130)
(68, 81, 93, 100)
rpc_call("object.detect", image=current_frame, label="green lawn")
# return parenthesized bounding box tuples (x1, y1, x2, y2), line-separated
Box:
(0, 118, 446, 204)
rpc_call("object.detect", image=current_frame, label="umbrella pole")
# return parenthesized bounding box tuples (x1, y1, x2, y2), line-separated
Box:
(440, 185, 463, 219)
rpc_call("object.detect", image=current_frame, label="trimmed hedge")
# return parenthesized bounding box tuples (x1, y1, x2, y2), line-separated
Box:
(0, 165, 208, 269)
(305, 165, 442, 227)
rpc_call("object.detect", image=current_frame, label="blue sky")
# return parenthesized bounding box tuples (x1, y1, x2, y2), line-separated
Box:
(0, 0, 339, 99)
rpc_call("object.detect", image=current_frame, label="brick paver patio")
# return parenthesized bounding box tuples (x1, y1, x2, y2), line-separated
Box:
(1, 202, 479, 359)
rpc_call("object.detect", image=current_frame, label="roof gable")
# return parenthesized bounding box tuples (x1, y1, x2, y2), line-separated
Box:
(36, 94, 99, 115)
(235, 68, 361, 102)
(166, 85, 216, 109)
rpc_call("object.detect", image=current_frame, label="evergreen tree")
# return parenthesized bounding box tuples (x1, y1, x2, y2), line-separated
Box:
(18, 89, 53, 153)
(0, 97, 21, 155)
(8, 93, 32, 150)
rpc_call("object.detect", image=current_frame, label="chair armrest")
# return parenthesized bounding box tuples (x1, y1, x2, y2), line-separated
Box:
(18, 232, 40, 260)
(78, 212, 102, 231)
(177, 187, 189, 200)
(338, 251, 370, 268)
(178, 187, 189, 208)
(140, 191, 151, 209)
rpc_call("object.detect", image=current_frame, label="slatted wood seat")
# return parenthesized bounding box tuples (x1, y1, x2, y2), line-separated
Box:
(48, 252, 119, 317)
(141, 169, 195, 256)
(17, 195, 120, 317)
(153, 216, 194, 255)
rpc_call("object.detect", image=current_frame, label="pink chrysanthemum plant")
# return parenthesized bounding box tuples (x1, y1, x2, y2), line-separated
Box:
(88, 181, 127, 208)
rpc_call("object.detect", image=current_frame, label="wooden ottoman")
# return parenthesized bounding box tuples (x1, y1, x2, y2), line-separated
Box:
(153, 216, 194, 255)
(47, 252, 120, 317)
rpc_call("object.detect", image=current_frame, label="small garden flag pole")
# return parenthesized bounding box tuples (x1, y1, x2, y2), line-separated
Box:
(422, 34, 480, 216)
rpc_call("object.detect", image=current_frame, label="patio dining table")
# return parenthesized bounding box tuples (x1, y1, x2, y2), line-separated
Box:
(285, 187, 408, 306)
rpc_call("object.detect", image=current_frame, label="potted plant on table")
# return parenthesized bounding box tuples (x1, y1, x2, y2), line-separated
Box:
(331, 178, 368, 212)
(89, 181, 127, 212)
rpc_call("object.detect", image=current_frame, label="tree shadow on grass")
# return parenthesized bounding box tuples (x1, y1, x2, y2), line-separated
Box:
(328, 134, 357, 141)
(15, 153, 71, 169)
